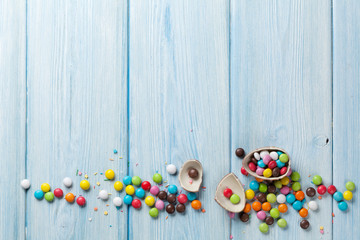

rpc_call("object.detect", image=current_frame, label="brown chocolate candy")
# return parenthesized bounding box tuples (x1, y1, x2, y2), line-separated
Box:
(235, 148, 245, 158)
(158, 191, 167, 200)
(188, 168, 199, 178)
(250, 158, 257, 165)
(300, 219, 310, 229)
(176, 203, 186, 213)
(272, 167, 280, 177)
(265, 216, 274, 225)
(256, 193, 267, 203)
(267, 184, 276, 193)
(166, 204, 175, 214)
(306, 187, 316, 197)
(167, 194, 177, 204)
(239, 212, 249, 222)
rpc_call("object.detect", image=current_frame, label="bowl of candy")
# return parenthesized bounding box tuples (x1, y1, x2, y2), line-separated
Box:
(242, 147, 291, 181)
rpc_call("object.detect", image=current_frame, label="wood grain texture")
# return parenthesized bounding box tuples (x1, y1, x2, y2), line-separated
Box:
(333, 1, 360, 239)
(230, 1, 332, 239)
(26, 0, 128, 239)
(128, 0, 230, 239)
(0, 0, 26, 239)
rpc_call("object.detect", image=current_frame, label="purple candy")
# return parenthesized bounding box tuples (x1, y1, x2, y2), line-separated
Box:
(256, 167, 264, 176)
(280, 186, 290, 195)
(263, 155, 272, 165)
(150, 186, 160, 196)
(257, 210, 266, 220)
(155, 200, 165, 210)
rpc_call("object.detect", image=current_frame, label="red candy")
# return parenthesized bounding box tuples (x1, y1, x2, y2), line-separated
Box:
(241, 167, 248, 176)
(132, 199, 142, 209)
(327, 185, 337, 195)
(268, 161, 277, 169)
(141, 181, 151, 191)
(223, 188, 233, 198)
(317, 185, 327, 195)
(76, 196, 86, 206)
(54, 188, 64, 198)
(280, 167, 287, 175)
(248, 162, 257, 172)
(177, 194, 188, 204)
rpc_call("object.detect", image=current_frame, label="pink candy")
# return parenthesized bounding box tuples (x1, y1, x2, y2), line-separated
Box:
(150, 186, 160, 196)
(155, 200, 164, 210)
(257, 210, 266, 220)
(256, 168, 264, 176)
(263, 155, 272, 165)
(280, 186, 290, 195)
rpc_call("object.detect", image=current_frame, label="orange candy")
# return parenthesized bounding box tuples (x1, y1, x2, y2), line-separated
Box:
(295, 191, 305, 201)
(243, 203, 251, 213)
(65, 193, 75, 203)
(262, 202, 271, 212)
(299, 208, 308, 218)
(255, 177, 263, 182)
(252, 201, 262, 211)
(278, 203, 288, 213)
(191, 200, 202, 210)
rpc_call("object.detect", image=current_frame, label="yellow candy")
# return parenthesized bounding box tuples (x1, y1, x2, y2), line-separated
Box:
(263, 168, 272, 178)
(105, 169, 115, 180)
(245, 189, 255, 200)
(80, 180, 90, 190)
(125, 185, 135, 195)
(280, 176, 290, 185)
(343, 190, 353, 201)
(41, 183, 51, 193)
(145, 196, 155, 206)
(114, 181, 123, 191)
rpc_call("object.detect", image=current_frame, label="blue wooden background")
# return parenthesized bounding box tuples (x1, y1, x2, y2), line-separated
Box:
(0, 0, 359, 239)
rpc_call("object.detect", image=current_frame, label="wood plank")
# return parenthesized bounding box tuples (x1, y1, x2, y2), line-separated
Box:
(333, 1, 360, 239)
(128, 0, 230, 239)
(26, 1, 128, 239)
(0, 0, 26, 239)
(230, 0, 332, 239)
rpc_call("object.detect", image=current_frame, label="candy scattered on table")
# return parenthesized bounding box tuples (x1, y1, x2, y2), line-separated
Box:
(21, 179, 31, 190)
(76, 196, 86, 206)
(80, 180, 90, 191)
(113, 197, 123, 207)
(99, 190, 109, 200)
(41, 183, 51, 193)
(166, 164, 177, 175)
(54, 188, 63, 198)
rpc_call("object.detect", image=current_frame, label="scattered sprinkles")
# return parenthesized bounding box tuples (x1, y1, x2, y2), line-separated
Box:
(104, 211, 108, 216)
(113, 149, 117, 154)
(94, 207, 98, 211)
(88, 218, 92, 222)
(85, 174, 88, 179)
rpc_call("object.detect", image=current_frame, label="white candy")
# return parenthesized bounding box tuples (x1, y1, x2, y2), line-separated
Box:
(308, 201, 318, 211)
(166, 164, 177, 175)
(63, 177, 72, 187)
(254, 152, 260, 160)
(99, 190, 109, 200)
(277, 194, 286, 204)
(260, 151, 270, 159)
(113, 197, 123, 207)
(270, 151, 278, 160)
(21, 179, 31, 190)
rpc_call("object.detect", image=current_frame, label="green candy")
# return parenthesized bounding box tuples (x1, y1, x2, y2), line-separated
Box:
(312, 175, 322, 185)
(274, 180, 282, 189)
(230, 194, 240, 204)
(270, 208, 280, 219)
(292, 182, 301, 191)
(267, 193, 276, 203)
(132, 176, 142, 186)
(279, 154, 289, 163)
(259, 223, 269, 233)
(277, 218, 287, 228)
(152, 173, 162, 184)
(149, 208, 159, 218)
(346, 181, 356, 191)
(44, 192, 54, 202)
(290, 172, 300, 181)
(259, 183, 268, 193)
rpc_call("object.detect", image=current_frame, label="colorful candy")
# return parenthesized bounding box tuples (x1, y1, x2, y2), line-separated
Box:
(150, 186, 160, 196)
(76, 196, 86, 206)
(44, 192, 54, 202)
(135, 188, 146, 198)
(299, 208, 308, 218)
(249, 181, 259, 191)
(105, 169, 115, 180)
(317, 185, 326, 195)
(245, 189, 255, 200)
(312, 175, 322, 185)
(230, 194, 240, 204)
(155, 200, 165, 210)
(123, 195, 133, 205)
(21, 179, 31, 190)
(257, 210, 266, 220)
(338, 201, 348, 211)
(191, 200, 202, 210)
(166, 164, 177, 175)
(63, 177, 72, 187)
(308, 200, 318, 211)
(145, 196, 155, 207)
(345, 181, 355, 191)
(65, 193, 75, 203)
(278, 204, 288, 213)
(149, 208, 159, 218)
(187, 192, 197, 201)
(177, 194, 188, 204)
(259, 223, 269, 233)
(277, 194, 286, 204)
(123, 176, 132, 185)
(277, 218, 287, 228)
(41, 183, 51, 193)
(270, 208, 280, 218)
(54, 188, 63, 198)
(125, 185, 135, 195)
(99, 190, 109, 200)
(333, 192, 343, 202)
(141, 181, 151, 191)
(132, 176, 142, 186)
(114, 181, 124, 191)
(152, 173, 162, 184)
(223, 188, 233, 198)
(113, 197, 123, 207)
(327, 185, 337, 195)
(132, 199, 142, 209)
(80, 180, 90, 191)
(343, 191, 353, 201)
(168, 185, 178, 194)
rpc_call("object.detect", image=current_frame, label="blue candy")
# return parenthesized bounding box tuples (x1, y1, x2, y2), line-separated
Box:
(187, 192, 197, 201)
(277, 151, 283, 156)
(123, 195, 133, 205)
(338, 201, 348, 211)
(135, 188, 145, 198)
(34, 190, 44, 200)
(123, 176, 132, 185)
(292, 200, 303, 211)
(249, 180, 260, 191)
(258, 160, 266, 168)
(286, 193, 296, 204)
(276, 159, 285, 168)
(168, 185, 178, 194)
(333, 192, 343, 202)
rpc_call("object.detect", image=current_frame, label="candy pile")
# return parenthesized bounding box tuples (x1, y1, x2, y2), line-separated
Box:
(223, 188, 241, 205)
(21, 162, 205, 219)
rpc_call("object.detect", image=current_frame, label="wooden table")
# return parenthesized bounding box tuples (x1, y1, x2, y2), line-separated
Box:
(1, 0, 358, 239)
